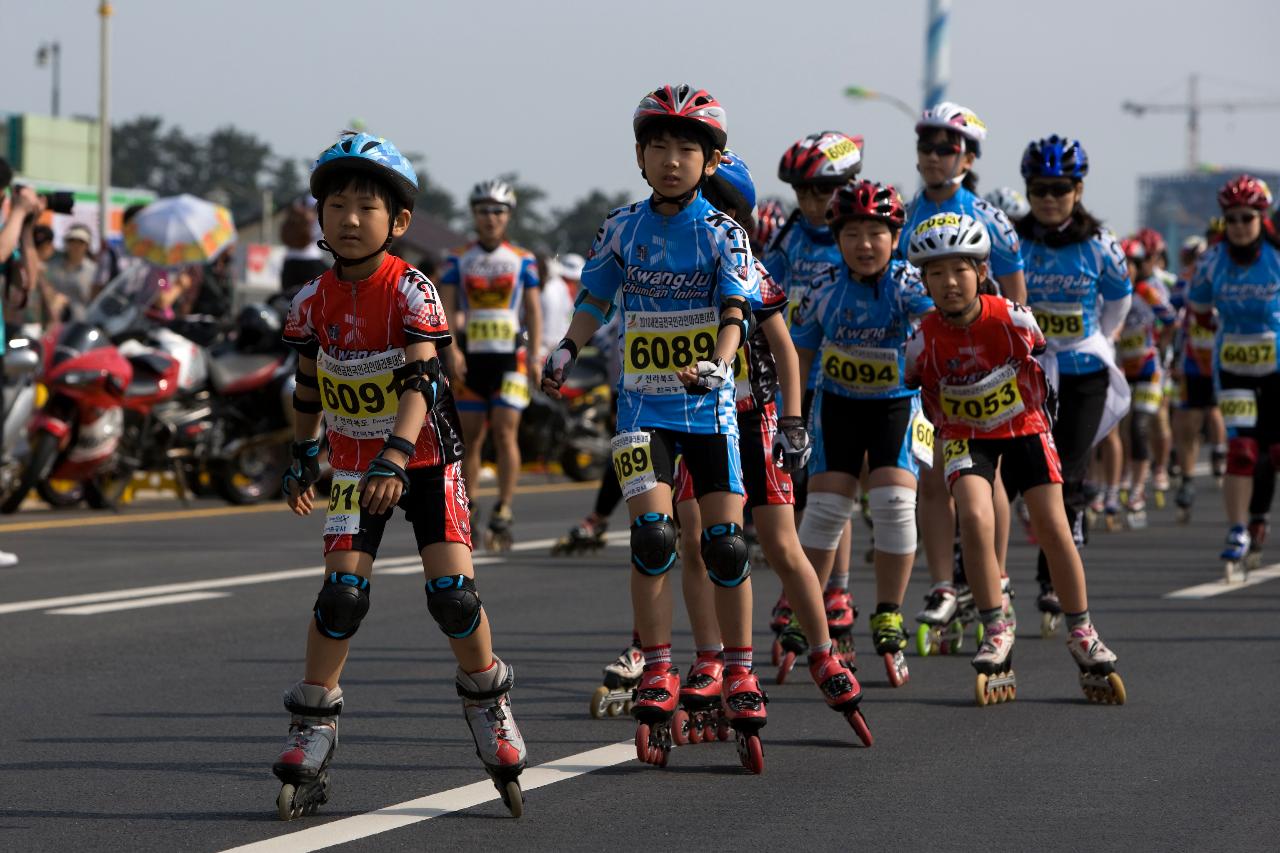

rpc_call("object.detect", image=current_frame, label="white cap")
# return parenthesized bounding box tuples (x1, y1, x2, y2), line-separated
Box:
(65, 224, 93, 244)
(556, 253, 585, 280)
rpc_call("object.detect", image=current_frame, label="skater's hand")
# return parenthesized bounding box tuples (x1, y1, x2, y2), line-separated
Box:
(359, 454, 410, 515)
(286, 481, 315, 516)
(283, 439, 322, 514)
(678, 357, 733, 395)
(541, 338, 578, 399)
(772, 416, 812, 473)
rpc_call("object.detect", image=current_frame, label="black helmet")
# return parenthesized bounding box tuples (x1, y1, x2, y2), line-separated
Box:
(235, 303, 282, 354)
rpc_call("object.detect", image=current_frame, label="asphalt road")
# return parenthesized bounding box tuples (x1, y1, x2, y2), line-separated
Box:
(2, 472, 1278, 853)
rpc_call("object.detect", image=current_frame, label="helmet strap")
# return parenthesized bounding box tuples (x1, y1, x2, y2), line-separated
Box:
(645, 171, 704, 210)
(317, 227, 393, 275)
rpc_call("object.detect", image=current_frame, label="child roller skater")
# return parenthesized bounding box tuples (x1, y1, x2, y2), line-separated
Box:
(905, 212, 1126, 707)
(274, 133, 527, 820)
(543, 84, 770, 772)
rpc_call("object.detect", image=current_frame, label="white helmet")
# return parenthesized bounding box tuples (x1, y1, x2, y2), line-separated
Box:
(470, 179, 517, 209)
(984, 187, 1030, 221)
(555, 253, 585, 280)
(916, 101, 988, 151)
(906, 212, 991, 267)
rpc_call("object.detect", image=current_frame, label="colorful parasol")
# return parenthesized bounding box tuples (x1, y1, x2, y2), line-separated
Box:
(124, 194, 236, 266)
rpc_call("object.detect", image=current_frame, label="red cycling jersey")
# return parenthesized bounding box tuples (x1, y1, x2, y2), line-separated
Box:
(906, 295, 1053, 440)
(283, 253, 463, 473)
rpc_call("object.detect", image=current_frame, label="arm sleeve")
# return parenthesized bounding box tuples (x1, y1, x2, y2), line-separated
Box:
(1008, 300, 1047, 356)
(752, 259, 789, 323)
(899, 264, 936, 318)
(1186, 253, 1213, 309)
(521, 253, 540, 290)
(281, 284, 320, 358)
(714, 219, 759, 307)
(399, 267, 452, 344)
(581, 209, 627, 303)
(904, 329, 926, 390)
(1099, 294, 1132, 338)
(1097, 232, 1134, 300)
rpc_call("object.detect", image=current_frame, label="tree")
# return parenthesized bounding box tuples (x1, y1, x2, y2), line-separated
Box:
(203, 126, 273, 224)
(111, 116, 166, 189)
(269, 157, 305, 205)
(498, 172, 552, 253)
(548, 189, 631, 254)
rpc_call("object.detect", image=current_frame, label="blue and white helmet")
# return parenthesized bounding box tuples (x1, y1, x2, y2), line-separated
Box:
(707, 149, 757, 217)
(310, 133, 419, 210)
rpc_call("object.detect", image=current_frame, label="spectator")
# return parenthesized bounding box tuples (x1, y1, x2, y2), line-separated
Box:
(279, 200, 329, 297)
(45, 223, 98, 322)
(539, 252, 582, 354)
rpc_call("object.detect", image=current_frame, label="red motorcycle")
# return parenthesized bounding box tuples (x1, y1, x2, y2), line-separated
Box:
(1, 266, 189, 512)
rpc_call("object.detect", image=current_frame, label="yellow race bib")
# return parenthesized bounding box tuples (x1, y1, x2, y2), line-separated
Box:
(820, 345, 900, 393)
(911, 411, 935, 466)
(943, 439, 974, 480)
(1032, 303, 1084, 339)
(1219, 332, 1277, 377)
(316, 349, 403, 440)
(1131, 381, 1162, 415)
(466, 308, 518, 355)
(1218, 388, 1258, 429)
(623, 307, 741, 395)
(939, 365, 1025, 431)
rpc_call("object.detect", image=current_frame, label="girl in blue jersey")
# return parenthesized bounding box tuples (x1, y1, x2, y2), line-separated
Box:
(541, 84, 769, 772)
(1187, 175, 1280, 579)
(792, 180, 933, 687)
(902, 102, 1021, 643)
(1017, 136, 1132, 633)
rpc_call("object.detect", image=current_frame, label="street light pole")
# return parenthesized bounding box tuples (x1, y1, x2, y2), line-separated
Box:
(35, 41, 62, 117)
(843, 86, 917, 122)
(98, 3, 112, 249)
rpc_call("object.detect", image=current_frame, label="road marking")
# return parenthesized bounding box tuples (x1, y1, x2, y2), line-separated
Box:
(47, 591, 232, 615)
(1164, 562, 1280, 599)
(0, 480, 598, 533)
(221, 742, 635, 853)
(0, 532, 627, 616)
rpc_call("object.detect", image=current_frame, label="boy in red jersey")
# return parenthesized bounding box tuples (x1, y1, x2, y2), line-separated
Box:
(905, 212, 1125, 708)
(274, 133, 526, 820)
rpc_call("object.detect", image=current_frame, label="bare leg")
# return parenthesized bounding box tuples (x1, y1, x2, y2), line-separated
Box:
(918, 447, 955, 584)
(1023, 484, 1088, 614)
(489, 407, 522, 508)
(675, 497, 722, 650)
(951, 476, 1001, 612)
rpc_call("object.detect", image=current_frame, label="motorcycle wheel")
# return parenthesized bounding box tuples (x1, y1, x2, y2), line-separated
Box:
(559, 439, 606, 483)
(84, 464, 138, 511)
(0, 432, 62, 514)
(212, 443, 286, 505)
(37, 478, 86, 509)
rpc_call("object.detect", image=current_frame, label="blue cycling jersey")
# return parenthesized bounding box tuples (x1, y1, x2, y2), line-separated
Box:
(1020, 230, 1131, 375)
(764, 214, 841, 389)
(1188, 241, 1280, 377)
(791, 259, 933, 400)
(900, 187, 1023, 279)
(581, 193, 760, 435)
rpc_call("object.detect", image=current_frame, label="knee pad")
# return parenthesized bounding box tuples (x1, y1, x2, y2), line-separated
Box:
(798, 492, 855, 550)
(867, 486, 918, 555)
(701, 522, 750, 587)
(313, 572, 370, 640)
(1227, 437, 1259, 477)
(425, 574, 483, 639)
(631, 512, 677, 576)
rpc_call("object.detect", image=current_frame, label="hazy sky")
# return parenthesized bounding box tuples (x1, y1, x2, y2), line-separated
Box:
(4, 0, 1278, 234)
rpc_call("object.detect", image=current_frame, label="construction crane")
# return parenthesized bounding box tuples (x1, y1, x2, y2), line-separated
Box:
(1122, 74, 1280, 171)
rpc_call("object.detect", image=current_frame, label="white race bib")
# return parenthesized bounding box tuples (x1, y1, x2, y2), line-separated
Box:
(324, 471, 363, 536)
(611, 431, 658, 499)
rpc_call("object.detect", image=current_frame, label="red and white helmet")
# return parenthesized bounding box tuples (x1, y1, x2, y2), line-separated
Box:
(1218, 174, 1273, 212)
(916, 101, 988, 151)
(633, 83, 728, 151)
(777, 131, 864, 186)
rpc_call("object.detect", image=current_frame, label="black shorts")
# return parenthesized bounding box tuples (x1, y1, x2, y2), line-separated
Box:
(323, 462, 472, 558)
(811, 392, 916, 477)
(943, 433, 1063, 497)
(1178, 374, 1217, 410)
(1219, 370, 1280, 443)
(455, 352, 526, 413)
(614, 427, 743, 501)
(674, 402, 793, 509)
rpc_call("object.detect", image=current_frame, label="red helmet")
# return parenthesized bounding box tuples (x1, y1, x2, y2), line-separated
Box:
(1134, 227, 1165, 258)
(1218, 174, 1273, 211)
(825, 180, 906, 231)
(633, 83, 727, 151)
(778, 131, 864, 186)
(754, 198, 788, 248)
(1121, 237, 1147, 261)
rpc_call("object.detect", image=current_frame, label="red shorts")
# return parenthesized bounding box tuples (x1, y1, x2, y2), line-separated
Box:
(673, 401, 794, 509)
(323, 461, 472, 556)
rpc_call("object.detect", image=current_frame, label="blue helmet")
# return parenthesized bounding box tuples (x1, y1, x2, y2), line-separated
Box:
(707, 149, 757, 216)
(310, 133, 419, 210)
(1020, 135, 1089, 180)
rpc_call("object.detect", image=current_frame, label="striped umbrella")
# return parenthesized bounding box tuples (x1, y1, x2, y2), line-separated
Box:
(124, 194, 236, 266)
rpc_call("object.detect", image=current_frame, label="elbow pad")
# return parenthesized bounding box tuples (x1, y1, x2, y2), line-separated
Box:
(720, 296, 752, 341)
(573, 288, 616, 326)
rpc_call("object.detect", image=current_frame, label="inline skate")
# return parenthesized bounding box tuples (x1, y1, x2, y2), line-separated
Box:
(1104, 489, 1122, 532)
(1246, 516, 1268, 573)
(1174, 476, 1195, 525)
(870, 610, 909, 687)
(915, 581, 957, 656)
(1152, 470, 1170, 510)
(673, 653, 727, 745)
(769, 592, 792, 666)
(634, 665, 680, 767)
(722, 668, 769, 774)
(272, 682, 342, 821)
(551, 514, 608, 556)
(484, 503, 514, 552)
(1001, 576, 1017, 633)
(1211, 445, 1227, 486)
(774, 618, 808, 684)
(809, 651, 872, 747)
(1222, 524, 1251, 583)
(590, 643, 643, 719)
(1066, 624, 1126, 705)
(457, 658, 527, 817)
(1037, 582, 1063, 637)
(1125, 485, 1148, 530)
(972, 621, 1017, 706)
(824, 587, 857, 664)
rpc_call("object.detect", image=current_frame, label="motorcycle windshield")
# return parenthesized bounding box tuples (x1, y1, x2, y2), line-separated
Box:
(52, 322, 113, 366)
(85, 264, 168, 340)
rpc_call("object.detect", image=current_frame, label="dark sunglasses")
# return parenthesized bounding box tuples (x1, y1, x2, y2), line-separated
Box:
(474, 205, 509, 216)
(916, 141, 962, 157)
(795, 184, 836, 199)
(1027, 182, 1076, 198)
(1224, 212, 1258, 225)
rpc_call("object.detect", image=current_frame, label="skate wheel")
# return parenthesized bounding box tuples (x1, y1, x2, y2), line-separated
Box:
(1040, 611, 1056, 639)
(1107, 672, 1127, 705)
(742, 733, 764, 774)
(607, 702, 624, 718)
(276, 784, 297, 821)
(915, 623, 931, 658)
(622, 700, 634, 715)
(1246, 553, 1263, 572)
(688, 716, 702, 744)
(884, 652, 908, 688)
(589, 685, 609, 720)
(671, 709, 690, 747)
(847, 708, 873, 747)
(1154, 491, 1166, 509)
(975, 673, 989, 707)
(776, 651, 796, 685)
(502, 780, 524, 818)
(974, 622, 984, 645)
(771, 638, 782, 667)
(716, 717, 731, 742)
(635, 724, 651, 763)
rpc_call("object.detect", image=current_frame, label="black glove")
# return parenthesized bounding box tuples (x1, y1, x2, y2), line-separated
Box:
(772, 416, 812, 474)
(282, 438, 321, 498)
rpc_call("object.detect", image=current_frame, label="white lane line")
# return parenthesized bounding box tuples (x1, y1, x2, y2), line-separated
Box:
(221, 741, 634, 853)
(0, 531, 628, 616)
(1164, 563, 1280, 599)
(47, 591, 232, 615)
